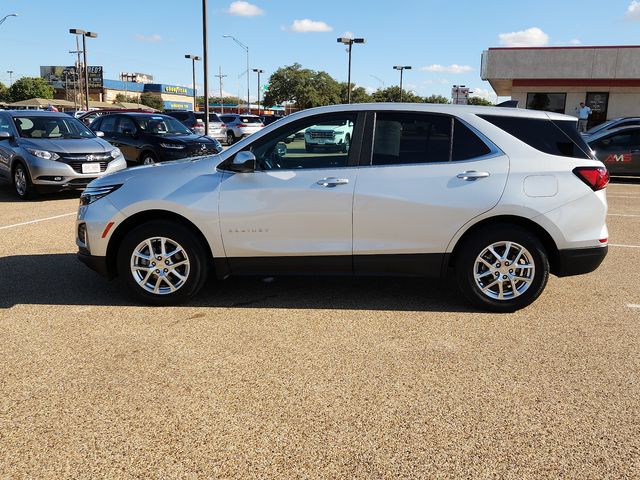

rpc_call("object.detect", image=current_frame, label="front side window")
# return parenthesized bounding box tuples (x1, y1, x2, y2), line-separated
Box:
(526, 93, 567, 114)
(116, 117, 136, 134)
(14, 116, 94, 139)
(99, 115, 117, 133)
(250, 114, 357, 170)
(595, 131, 640, 151)
(372, 112, 451, 165)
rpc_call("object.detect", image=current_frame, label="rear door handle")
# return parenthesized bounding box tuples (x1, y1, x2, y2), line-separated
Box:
(456, 170, 490, 181)
(317, 177, 349, 187)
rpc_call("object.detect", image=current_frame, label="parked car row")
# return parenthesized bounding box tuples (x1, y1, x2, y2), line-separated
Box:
(583, 117, 640, 176)
(165, 111, 269, 145)
(0, 110, 223, 198)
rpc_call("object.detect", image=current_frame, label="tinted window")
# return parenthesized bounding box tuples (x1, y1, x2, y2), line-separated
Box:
(169, 112, 189, 121)
(479, 115, 591, 159)
(526, 93, 567, 114)
(452, 119, 492, 161)
(220, 115, 235, 123)
(116, 117, 137, 134)
(249, 114, 357, 170)
(595, 131, 640, 150)
(100, 115, 117, 133)
(372, 112, 451, 165)
(135, 115, 192, 135)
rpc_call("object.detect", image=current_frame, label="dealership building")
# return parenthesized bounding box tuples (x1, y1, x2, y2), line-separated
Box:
(481, 45, 640, 128)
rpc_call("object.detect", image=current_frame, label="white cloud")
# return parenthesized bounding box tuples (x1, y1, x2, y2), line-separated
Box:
(569, 38, 582, 45)
(287, 19, 333, 32)
(626, 1, 640, 20)
(498, 27, 549, 47)
(470, 87, 498, 103)
(135, 34, 162, 43)
(226, 1, 264, 16)
(421, 64, 473, 74)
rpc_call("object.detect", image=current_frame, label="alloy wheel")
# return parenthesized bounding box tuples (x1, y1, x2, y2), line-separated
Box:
(473, 241, 536, 300)
(14, 166, 27, 197)
(130, 237, 191, 295)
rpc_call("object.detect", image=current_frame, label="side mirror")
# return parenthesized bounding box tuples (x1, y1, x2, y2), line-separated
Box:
(95, 131, 105, 137)
(0, 131, 13, 141)
(228, 151, 256, 173)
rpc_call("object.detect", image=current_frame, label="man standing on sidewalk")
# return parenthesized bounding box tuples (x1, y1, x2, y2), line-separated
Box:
(575, 101, 591, 133)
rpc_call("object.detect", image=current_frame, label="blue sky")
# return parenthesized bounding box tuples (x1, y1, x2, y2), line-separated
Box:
(2, 0, 640, 102)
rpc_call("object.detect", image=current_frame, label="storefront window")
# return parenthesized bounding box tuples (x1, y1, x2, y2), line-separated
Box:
(526, 93, 567, 114)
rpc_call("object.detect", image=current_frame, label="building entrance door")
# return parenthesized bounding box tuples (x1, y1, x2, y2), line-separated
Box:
(585, 92, 609, 130)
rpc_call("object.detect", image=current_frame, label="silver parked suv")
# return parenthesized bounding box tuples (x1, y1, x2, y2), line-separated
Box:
(0, 110, 126, 199)
(220, 114, 264, 145)
(77, 103, 609, 312)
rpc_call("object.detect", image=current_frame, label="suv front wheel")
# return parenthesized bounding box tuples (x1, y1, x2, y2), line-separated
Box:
(117, 220, 209, 305)
(455, 224, 549, 312)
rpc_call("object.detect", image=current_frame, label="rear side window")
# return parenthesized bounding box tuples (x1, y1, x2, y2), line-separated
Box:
(479, 115, 591, 159)
(170, 112, 189, 121)
(240, 116, 261, 124)
(452, 120, 492, 161)
(220, 115, 235, 123)
(209, 113, 222, 122)
(372, 112, 451, 165)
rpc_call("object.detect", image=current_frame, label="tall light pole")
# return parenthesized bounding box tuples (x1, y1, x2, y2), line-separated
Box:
(214, 67, 227, 114)
(6, 71, 13, 87)
(223, 34, 250, 113)
(252, 68, 264, 116)
(70, 29, 97, 111)
(393, 65, 412, 102)
(337, 36, 365, 104)
(0, 13, 17, 27)
(202, 0, 210, 133)
(185, 54, 201, 112)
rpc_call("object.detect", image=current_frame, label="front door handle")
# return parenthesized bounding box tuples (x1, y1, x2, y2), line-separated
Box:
(317, 177, 349, 187)
(456, 170, 490, 181)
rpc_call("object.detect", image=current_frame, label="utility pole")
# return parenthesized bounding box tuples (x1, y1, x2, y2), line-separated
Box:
(70, 37, 83, 110)
(252, 68, 263, 116)
(202, 0, 210, 134)
(214, 66, 227, 114)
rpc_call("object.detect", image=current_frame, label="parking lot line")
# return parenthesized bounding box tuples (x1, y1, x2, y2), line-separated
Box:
(608, 213, 640, 217)
(609, 243, 640, 248)
(626, 304, 640, 309)
(0, 212, 75, 231)
(607, 195, 640, 198)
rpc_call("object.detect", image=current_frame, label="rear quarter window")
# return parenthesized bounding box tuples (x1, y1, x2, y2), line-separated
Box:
(479, 114, 591, 159)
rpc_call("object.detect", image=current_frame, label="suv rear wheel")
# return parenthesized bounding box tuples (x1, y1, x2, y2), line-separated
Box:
(117, 220, 209, 305)
(455, 224, 549, 312)
(226, 131, 236, 145)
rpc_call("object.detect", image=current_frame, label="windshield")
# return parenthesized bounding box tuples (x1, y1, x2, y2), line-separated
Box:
(14, 116, 95, 139)
(585, 119, 617, 135)
(136, 115, 192, 135)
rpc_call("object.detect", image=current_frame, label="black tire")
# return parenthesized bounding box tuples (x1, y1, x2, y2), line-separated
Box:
(117, 220, 210, 306)
(341, 134, 351, 153)
(455, 224, 549, 312)
(12, 162, 36, 200)
(140, 152, 157, 165)
(226, 131, 236, 145)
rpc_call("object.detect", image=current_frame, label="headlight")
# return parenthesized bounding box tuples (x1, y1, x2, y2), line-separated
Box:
(110, 148, 122, 159)
(160, 143, 185, 150)
(27, 148, 60, 161)
(79, 184, 122, 206)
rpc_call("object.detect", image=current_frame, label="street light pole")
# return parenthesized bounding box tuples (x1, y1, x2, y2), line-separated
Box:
(393, 65, 412, 102)
(202, 0, 210, 134)
(70, 29, 97, 111)
(185, 54, 201, 112)
(0, 13, 17, 27)
(252, 69, 263, 116)
(223, 35, 250, 113)
(337, 37, 365, 104)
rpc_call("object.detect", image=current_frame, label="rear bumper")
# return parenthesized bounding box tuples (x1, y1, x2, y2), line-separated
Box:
(77, 250, 112, 279)
(553, 245, 608, 277)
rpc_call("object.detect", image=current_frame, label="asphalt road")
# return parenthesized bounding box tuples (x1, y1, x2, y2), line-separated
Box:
(0, 180, 638, 478)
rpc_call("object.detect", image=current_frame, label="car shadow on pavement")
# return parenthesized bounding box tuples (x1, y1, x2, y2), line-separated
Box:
(0, 183, 81, 203)
(0, 253, 473, 312)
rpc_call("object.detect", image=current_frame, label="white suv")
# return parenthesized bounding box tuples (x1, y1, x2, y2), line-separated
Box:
(76, 104, 609, 312)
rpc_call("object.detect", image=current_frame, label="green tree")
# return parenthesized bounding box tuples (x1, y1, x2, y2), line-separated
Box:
(371, 86, 422, 103)
(114, 93, 140, 103)
(0, 81, 9, 102)
(263, 63, 341, 109)
(203, 96, 246, 107)
(424, 94, 450, 104)
(468, 96, 494, 106)
(139, 92, 164, 111)
(340, 83, 372, 104)
(8, 77, 54, 102)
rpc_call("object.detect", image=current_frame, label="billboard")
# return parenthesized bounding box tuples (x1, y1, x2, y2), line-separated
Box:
(40, 65, 104, 89)
(120, 72, 154, 84)
(451, 86, 470, 105)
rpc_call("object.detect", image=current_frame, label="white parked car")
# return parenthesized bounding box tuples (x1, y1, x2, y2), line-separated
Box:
(76, 104, 609, 311)
(304, 119, 353, 152)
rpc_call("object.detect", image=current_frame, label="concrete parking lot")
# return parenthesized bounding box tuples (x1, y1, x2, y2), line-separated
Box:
(0, 181, 638, 478)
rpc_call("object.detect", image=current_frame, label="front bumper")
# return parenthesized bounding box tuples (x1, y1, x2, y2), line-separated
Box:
(31, 156, 127, 190)
(553, 245, 608, 277)
(77, 249, 112, 278)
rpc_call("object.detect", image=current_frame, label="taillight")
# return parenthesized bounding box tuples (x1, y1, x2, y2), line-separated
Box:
(221, 123, 226, 128)
(573, 166, 609, 191)
(260, 123, 264, 127)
